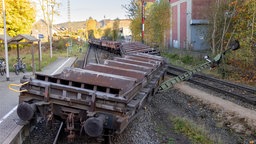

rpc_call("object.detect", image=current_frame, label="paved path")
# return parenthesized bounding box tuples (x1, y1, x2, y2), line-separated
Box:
(0, 72, 31, 144)
(0, 57, 77, 143)
(40, 57, 77, 75)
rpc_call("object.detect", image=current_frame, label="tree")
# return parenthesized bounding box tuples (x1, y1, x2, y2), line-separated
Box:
(103, 28, 112, 40)
(0, 0, 36, 36)
(145, 0, 170, 48)
(206, 0, 237, 55)
(112, 18, 120, 41)
(37, 0, 60, 40)
(207, 0, 256, 82)
(231, 0, 256, 67)
(85, 17, 97, 39)
(123, 0, 142, 41)
(124, 0, 170, 48)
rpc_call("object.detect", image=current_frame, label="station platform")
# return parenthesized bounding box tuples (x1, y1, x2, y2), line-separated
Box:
(0, 57, 77, 144)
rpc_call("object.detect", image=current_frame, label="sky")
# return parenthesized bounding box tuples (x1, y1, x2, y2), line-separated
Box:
(34, 0, 131, 24)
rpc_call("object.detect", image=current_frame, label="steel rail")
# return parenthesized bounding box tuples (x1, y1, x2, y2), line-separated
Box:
(53, 122, 63, 144)
(166, 65, 256, 105)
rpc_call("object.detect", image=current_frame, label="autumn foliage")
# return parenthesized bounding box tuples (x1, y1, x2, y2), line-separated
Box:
(0, 0, 36, 37)
(207, 0, 256, 85)
(124, 0, 170, 49)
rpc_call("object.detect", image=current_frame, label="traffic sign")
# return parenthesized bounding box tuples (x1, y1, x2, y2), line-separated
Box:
(38, 34, 44, 39)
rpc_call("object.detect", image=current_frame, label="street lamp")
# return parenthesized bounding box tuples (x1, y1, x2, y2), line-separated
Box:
(2, 0, 10, 81)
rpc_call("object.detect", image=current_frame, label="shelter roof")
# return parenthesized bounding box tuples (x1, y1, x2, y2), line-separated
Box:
(9, 34, 38, 43)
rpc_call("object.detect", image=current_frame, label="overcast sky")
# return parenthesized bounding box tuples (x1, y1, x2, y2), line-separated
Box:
(34, 0, 130, 24)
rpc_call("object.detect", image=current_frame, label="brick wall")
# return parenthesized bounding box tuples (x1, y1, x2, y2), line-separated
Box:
(172, 5, 178, 46)
(180, 2, 187, 48)
(192, 0, 212, 19)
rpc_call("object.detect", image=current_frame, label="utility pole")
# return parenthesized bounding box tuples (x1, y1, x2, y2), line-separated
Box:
(2, 0, 9, 81)
(141, 0, 145, 44)
(68, 0, 70, 32)
(49, 1, 54, 58)
(47, 0, 51, 57)
(67, 0, 72, 57)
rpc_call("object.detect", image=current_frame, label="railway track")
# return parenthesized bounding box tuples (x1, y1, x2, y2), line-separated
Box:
(84, 45, 118, 66)
(167, 65, 256, 106)
(52, 122, 63, 144)
(22, 120, 62, 144)
(8, 38, 249, 143)
(83, 46, 99, 66)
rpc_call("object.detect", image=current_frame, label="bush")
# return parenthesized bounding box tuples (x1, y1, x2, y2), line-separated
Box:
(54, 38, 67, 50)
(180, 55, 194, 65)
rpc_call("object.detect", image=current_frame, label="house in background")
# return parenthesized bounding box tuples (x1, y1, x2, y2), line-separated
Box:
(31, 19, 58, 42)
(98, 19, 132, 40)
(170, 0, 211, 50)
(119, 19, 132, 40)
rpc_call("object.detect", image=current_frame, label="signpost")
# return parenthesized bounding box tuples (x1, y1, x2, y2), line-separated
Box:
(38, 34, 44, 61)
(38, 34, 44, 70)
(66, 41, 72, 57)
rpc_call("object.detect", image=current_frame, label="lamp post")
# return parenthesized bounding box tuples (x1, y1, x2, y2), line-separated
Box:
(2, 0, 10, 81)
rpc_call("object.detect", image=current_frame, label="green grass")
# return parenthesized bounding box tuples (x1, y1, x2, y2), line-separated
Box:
(162, 52, 205, 69)
(171, 117, 217, 144)
(5, 40, 88, 72)
(161, 52, 223, 78)
(8, 48, 69, 72)
(167, 138, 175, 144)
(155, 123, 176, 144)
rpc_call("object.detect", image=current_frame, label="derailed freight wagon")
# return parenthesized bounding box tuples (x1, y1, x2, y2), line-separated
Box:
(16, 53, 167, 142)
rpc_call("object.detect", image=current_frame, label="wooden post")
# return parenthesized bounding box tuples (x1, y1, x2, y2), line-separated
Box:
(38, 39, 41, 70)
(16, 44, 19, 59)
(31, 45, 35, 75)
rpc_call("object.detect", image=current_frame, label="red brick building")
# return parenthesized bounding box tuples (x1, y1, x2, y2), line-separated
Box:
(170, 0, 211, 50)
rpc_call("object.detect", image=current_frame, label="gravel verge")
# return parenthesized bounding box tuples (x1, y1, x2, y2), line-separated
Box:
(113, 82, 256, 144)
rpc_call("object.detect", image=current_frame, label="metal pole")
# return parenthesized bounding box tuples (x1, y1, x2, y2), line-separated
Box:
(31, 46, 35, 75)
(141, 0, 145, 44)
(47, 1, 51, 58)
(39, 39, 42, 61)
(50, 4, 54, 58)
(2, 0, 9, 81)
(38, 39, 41, 70)
(49, 25, 52, 58)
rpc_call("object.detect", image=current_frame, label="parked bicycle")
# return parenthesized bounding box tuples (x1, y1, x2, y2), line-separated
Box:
(0, 58, 6, 76)
(13, 57, 26, 75)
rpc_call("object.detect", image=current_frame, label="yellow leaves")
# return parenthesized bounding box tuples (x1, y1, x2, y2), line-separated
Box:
(86, 18, 97, 31)
(3, 0, 36, 36)
(229, 0, 237, 6)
